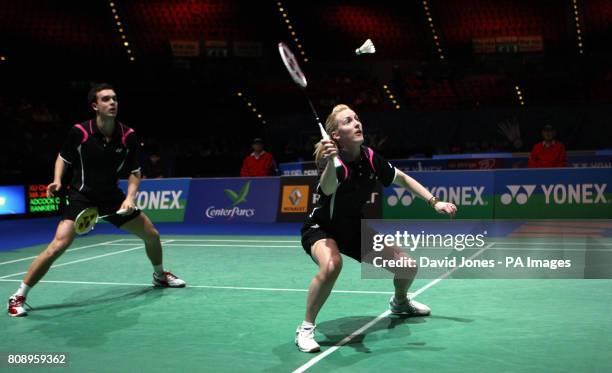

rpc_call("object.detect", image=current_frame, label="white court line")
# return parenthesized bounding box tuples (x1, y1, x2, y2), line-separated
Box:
(0, 240, 174, 279)
(0, 278, 394, 295)
(107, 243, 299, 248)
(118, 238, 612, 246)
(490, 241, 612, 246)
(293, 242, 495, 373)
(0, 238, 126, 266)
(484, 246, 612, 251)
(119, 238, 300, 243)
(106, 243, 612, 251)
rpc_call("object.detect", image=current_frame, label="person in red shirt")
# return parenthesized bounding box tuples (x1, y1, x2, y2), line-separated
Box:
(240, 138, 277, 176)
(528, 124, 567, 168)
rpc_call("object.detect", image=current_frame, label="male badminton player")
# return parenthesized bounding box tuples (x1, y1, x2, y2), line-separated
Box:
(7, 84, 185, 317)
(295, 104, 457, 352)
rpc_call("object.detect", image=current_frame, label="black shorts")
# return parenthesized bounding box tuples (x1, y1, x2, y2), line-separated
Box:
(61, 189, 140, 228)
(301, 221, 368, 262)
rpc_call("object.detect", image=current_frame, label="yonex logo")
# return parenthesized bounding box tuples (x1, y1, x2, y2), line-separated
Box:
(501, 184, 608, 205)
(388, 186, 485, 206)
(500, 185, 536, 205)
(135, 190, 183, 210)
(387, 188, 413, 206)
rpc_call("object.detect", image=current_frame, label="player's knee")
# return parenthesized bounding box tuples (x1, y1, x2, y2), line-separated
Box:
(144, 227, 160, 243)
(47, 236, 72, 257)
(323, 255, 343, 279)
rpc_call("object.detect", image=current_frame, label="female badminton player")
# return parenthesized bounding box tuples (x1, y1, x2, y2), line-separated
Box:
(295, 104, 457, 352)
(7, 84, 185, 317)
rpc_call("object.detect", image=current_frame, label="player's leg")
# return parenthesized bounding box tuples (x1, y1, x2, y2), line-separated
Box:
(306, 238, 343, 323)
(119, 213, 185, 288)
(7, 219, 76, 317)
(366, 245, 430, 316)
(296, 238, 343, 353)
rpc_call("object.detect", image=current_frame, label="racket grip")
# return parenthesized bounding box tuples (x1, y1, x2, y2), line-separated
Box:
(318, 123, 329, 140)
(116, 208, 130, 216)
(318, 123, 341, 167)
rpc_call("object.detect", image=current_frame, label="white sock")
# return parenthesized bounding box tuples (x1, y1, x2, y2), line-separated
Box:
(153, 264, 164, 275)
(301, 321, 315, 329)
(15, 282, 31, 297)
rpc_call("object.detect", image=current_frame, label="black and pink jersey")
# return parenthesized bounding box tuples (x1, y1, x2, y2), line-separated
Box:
(59, 119, 140, 194)
(305, 146, 396, 228)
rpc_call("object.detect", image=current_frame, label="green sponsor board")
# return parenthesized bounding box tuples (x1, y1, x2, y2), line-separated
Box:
(138, 198, 188, 221)
(383, 186, 494, 219)
(494, 169, 612, 219)
(495, 189, 612, 219)
(118, 179, 190, 222)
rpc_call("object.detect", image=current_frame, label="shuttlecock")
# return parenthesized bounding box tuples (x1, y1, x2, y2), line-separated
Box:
(355, 39, 376, 55)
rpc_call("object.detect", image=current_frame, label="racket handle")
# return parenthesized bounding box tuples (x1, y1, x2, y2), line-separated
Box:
(318, 123, 329, 140)
(99, 208, 137, 219)
(318, 123, 342, 168)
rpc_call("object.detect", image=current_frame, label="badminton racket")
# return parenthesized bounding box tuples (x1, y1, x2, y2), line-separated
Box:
(74, 207, 135, 235)
(278, 42, 341, 168)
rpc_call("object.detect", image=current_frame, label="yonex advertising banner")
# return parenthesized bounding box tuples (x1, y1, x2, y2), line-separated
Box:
(383, 170, 495, 219)
(118, 178, 190, 222)
(495, 168, 612, 219)
(185, 177, 280, 223)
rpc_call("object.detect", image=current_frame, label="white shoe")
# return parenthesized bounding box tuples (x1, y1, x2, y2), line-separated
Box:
(295, 324, 321, 353)
(389, 296, 431, 316)
(153, 271, 186, 288)
(7, 295, 28, 317)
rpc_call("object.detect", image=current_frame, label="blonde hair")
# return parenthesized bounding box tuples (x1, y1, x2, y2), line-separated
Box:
(314, 104, 351, 166)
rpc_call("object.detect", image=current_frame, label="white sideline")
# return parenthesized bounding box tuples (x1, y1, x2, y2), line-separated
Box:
(0, 240, 174, 279)
(0, 278, 394, 295)
(0, 238, 126, 266)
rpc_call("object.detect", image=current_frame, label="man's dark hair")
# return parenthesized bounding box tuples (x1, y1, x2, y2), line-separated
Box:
(87, 83, 115, 105)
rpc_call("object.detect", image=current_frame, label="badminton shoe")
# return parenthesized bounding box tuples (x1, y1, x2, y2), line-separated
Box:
(389, 296, 431, 316)
(295, 324, 321, 353)
(153, 271, 186, 288)
(7, 295, 28, 317)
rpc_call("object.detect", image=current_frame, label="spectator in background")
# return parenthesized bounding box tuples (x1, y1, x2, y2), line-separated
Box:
(240, 138, 277, 177)
(528, 124, 567, 168)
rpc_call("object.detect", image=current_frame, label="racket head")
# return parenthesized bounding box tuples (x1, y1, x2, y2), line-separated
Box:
(74, 207, 99, 235)
(278, 42, 307, 88)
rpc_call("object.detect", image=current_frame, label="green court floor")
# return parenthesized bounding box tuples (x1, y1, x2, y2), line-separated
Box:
(1, 235, 611, 372)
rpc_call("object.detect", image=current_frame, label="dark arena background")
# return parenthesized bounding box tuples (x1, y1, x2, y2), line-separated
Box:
(0, 1, 611, 372)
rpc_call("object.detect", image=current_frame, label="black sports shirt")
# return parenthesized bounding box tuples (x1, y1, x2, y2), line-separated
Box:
(59, 119, 141, 194)
(305, 146, 396, 227)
